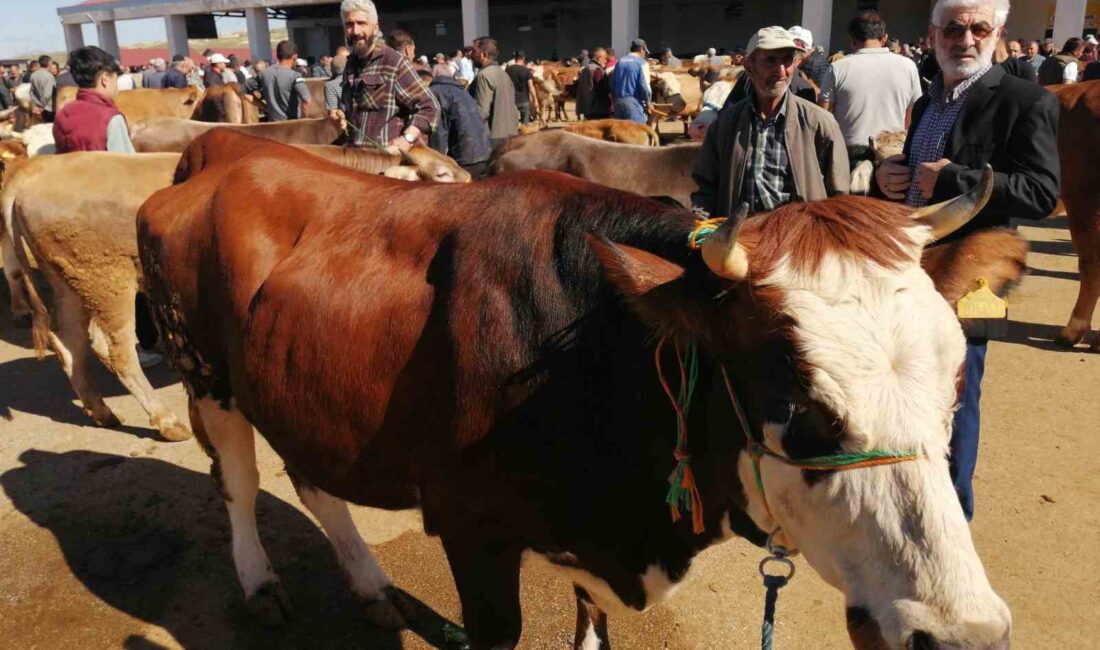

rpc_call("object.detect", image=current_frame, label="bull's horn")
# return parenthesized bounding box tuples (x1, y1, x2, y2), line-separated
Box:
(911, 165, 993, 241)
(701, 204, 751, 281)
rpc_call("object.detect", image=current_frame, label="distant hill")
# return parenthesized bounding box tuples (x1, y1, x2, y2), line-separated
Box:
(126, 28, 287, 52)
(5, 28, 288, 65)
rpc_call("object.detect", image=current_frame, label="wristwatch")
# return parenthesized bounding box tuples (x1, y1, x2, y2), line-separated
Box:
(403, 132, 417, 144)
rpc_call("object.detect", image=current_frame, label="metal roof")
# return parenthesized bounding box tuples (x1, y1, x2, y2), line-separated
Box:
(56, 0, 337, 24)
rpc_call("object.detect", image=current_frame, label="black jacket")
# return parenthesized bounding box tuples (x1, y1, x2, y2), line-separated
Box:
(903, 66, 1060, 241)
(428, 76, 492, 166)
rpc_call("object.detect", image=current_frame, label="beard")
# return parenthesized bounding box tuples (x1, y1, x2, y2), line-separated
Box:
(348, 32, 379, 66)
(937, 41, 995, 80)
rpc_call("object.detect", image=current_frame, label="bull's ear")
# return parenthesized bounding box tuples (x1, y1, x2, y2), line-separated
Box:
(587, 234, 684, 298)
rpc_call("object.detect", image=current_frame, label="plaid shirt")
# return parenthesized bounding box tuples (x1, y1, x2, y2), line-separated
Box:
(341, 45, 439, 148)
(905, 64, 990, 207)
(740, 92, 794, 213)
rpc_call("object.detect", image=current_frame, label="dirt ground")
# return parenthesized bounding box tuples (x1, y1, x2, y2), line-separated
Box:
(1, 211, 1097, 649)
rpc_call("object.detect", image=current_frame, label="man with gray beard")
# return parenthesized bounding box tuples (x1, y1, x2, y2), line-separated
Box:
(332, 0, 438, 149)
(875, 0, 1059, 521)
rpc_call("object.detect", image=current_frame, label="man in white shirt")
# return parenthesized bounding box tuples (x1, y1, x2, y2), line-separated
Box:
(819, 11, 922, 146)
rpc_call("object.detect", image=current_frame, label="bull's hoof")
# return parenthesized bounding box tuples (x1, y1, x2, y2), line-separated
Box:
(89, 410, 123, 429)
(246, 581, 292, 627)
(13, 314, 32, 329)
(1056, 322, 1088, 348)
(158, 421, 193, 443)
(1089, 334, 1099, 354)
(362, 587, 409, 630)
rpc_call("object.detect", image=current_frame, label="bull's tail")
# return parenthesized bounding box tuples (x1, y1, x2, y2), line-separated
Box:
(10, 206, 51, 359)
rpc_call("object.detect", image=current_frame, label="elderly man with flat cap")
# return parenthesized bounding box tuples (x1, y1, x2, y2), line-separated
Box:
(693, 26, 849, 218)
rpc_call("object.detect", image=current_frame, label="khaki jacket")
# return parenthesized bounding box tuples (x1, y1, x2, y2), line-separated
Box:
(691, 92, 849, 217)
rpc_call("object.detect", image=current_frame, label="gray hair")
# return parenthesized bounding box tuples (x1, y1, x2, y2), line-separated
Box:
(932, 0, 1011, 27)
(340, 0, 378, 23)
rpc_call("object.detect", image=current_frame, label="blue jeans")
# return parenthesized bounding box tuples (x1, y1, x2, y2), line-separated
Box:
(950, 338, 987, 521)
(613, 97, 646, 124)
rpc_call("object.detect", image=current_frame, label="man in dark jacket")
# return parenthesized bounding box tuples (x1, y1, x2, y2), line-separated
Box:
(1037, 37, 1083, 85)
(875, 0, 1059, 521)
(422, 70, 492, 178)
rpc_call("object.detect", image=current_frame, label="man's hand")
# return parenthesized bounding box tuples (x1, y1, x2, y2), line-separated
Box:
(875, 154, 911, 200)
(389, 126, 422, 151)
(917, 158, 951, 199)
(327, 109, 346, 131)
(389, 135, 412, 152)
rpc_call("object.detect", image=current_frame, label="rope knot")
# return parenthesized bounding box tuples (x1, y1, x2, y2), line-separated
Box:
(687, 217, 728, 250)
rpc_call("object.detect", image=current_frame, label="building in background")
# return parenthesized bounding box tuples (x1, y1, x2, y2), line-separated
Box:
(58, 0, 1097, 63)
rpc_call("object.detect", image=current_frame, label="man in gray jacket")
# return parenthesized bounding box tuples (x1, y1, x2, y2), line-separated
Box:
(469, 37, 518, 148)
(693, 26, 849, 217)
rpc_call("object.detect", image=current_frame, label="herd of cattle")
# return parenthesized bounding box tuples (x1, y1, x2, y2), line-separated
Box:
(0, 76, 1096, 649)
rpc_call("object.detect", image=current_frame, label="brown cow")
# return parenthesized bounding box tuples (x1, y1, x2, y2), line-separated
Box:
(197, 82, 260, 124)
(139, 130, 1015, 648)
(130, 117, 343, 153)
(6, 142, 468, 437)
(1051, 80, 1100, 351)
(563, 118, 660, 146)
(490, 130, 700, 206)
(56, 86, 203, 123)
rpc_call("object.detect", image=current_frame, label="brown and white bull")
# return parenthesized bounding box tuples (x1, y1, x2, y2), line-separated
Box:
(138, 130, 1013, 649)
(5, 142, 469, 438)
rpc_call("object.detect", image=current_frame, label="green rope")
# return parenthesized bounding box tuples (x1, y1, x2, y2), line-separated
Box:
(687, 223, 722, 249)
(665, 340, 700, 516)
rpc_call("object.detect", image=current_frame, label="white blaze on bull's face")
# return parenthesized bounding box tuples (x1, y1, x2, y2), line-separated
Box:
(742, 226, 1011, 649)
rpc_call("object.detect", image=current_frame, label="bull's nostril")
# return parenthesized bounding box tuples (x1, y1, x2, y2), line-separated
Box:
(908, 631, 936, 650)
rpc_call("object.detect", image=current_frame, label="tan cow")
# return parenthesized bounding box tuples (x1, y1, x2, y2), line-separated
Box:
(490, 130, 700, 206)
(196, 82, 260, 124)
(6, 143, 469, 438)
(130, 117, 343, 153)
(1051, 80, 1100, 351)
(563, 118, 660, 146)
(56, 86, 204, 124)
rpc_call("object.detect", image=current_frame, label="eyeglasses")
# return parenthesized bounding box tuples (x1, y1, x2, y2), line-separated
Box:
(935, 21, 995, 40)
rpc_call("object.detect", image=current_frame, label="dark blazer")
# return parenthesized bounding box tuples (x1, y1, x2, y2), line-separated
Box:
(428, 76, 492, 166)
(903, 65, 1060, 242)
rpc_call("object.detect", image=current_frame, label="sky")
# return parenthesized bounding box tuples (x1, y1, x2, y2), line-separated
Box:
(0, 0, 282, 58)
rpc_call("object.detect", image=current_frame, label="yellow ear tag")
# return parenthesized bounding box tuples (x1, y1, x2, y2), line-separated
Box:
(957, 278, 1007, 319)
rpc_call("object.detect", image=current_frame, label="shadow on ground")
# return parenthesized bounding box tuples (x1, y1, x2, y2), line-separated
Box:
(0, 449, 455, 649)
(1027, 239, 1077, 257)
(999, 319, 1091, 352)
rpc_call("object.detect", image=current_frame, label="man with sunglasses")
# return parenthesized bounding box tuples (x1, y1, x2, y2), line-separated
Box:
(875, 0, 1059, 521)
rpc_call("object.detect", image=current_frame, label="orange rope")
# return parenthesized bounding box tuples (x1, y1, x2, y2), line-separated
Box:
(655, 335, 706, 534)
(687, 217, 729, 250)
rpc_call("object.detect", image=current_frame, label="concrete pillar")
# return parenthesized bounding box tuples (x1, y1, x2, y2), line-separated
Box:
(612, 0, 639, 59)
(96, 20, 120, 59)
(800, 0, 834, 54)
(165, 14, 189, 59)
(62, 23, 85, 53)
(1052, 0, 1087, 48)
(461, 0, 489, 45)
(246, 6, 273, 63)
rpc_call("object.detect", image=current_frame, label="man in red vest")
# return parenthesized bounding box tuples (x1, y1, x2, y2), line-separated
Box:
(52, 46, 163, 367)
(53, 46, 134, 154)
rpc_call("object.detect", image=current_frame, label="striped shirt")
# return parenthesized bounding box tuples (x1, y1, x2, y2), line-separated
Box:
(905, 64, 990, 207)
(740, 92, 794, 213)
(341, 44, 439, 148)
